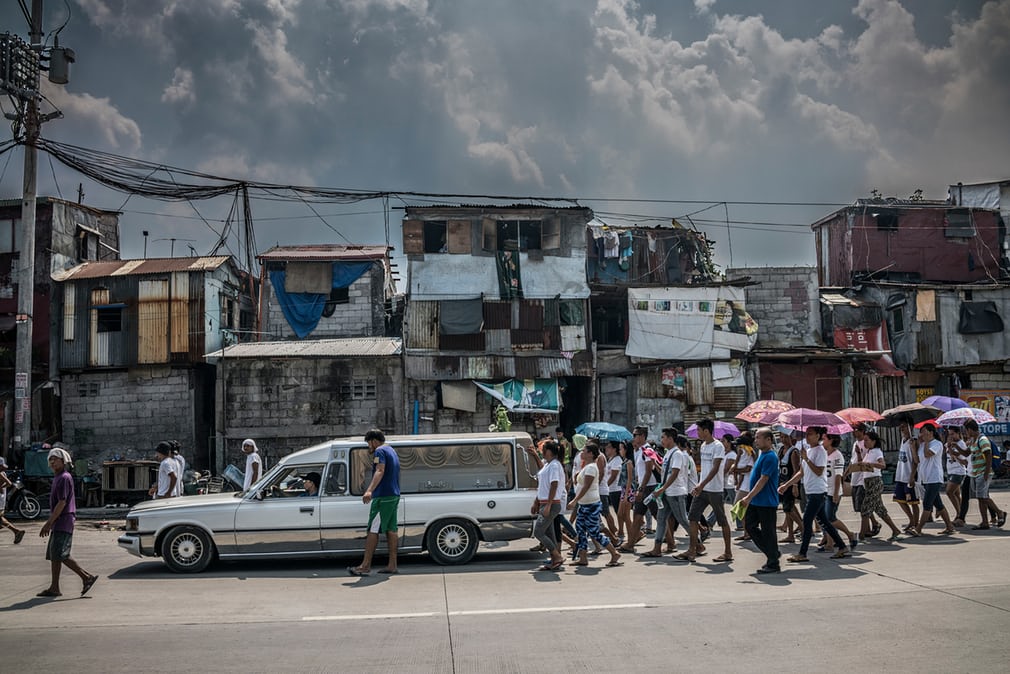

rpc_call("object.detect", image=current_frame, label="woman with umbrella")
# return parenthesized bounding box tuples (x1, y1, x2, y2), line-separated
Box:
(845, 430, 904, 542)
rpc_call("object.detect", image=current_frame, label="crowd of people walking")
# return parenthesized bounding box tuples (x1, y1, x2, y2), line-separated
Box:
(526, 418, 1006, 573)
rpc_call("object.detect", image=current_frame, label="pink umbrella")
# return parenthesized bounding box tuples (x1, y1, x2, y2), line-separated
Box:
(736, 400, 795, 423)
(686, 420, 742, 439)
(835, 408, 884, 425)
(936, 407, 997, 426)
(774, 408, 853, 435)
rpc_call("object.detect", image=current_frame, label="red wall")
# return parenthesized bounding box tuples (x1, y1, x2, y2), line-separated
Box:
(759, 362, 843, 412)
(819, 207, 1003, 285)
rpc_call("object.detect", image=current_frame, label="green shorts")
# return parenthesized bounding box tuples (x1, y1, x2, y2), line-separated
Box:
(367, 496, 400, 534)
(46, 530, 73, 561)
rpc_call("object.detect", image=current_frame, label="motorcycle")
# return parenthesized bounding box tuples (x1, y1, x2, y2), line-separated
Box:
(3, 470, 42, 519)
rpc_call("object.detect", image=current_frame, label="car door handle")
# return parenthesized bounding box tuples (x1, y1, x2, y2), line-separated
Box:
(300, 506, 314, 513)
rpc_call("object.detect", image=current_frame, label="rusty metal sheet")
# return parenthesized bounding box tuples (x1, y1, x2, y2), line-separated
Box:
(171, 271, 189, 354)
(713, 386, 747, 419)
(483, 301, 511, 329)
(406, 301, 439, 349)
(511, 329, 545, 350)
(137, 278, 169, 364)
(258, 244, 388, 261)
(484, 328, 512, 353)
(518, 299, 544, 329)
(89, 288, 111, 367)
(637, 369, 665, 398)
(686, 366, 714, 406)
(404, 354, 462, 380)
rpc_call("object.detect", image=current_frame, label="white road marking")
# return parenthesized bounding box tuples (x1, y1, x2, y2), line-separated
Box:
(302, 612, 437, 622)
(449, 603, 647, 616)
(301, 603, 648, 622)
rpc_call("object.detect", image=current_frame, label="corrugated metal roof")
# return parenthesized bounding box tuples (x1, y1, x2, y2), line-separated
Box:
(53, 256, 231, 281)
(207, 337, 401, 359)
(258, 245, 389, 262)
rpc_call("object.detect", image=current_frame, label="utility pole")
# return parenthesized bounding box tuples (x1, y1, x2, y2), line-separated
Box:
(13, 1, 44, 451)
(3, 0, 75, 452)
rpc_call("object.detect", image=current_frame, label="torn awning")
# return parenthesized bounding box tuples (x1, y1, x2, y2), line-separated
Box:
(833, 322, 904, 376)
(475, 378, 559, 414)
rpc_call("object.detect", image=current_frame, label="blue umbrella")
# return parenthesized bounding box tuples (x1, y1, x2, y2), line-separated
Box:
(922, 395, 969, 412)
(575, 422, 633, 442)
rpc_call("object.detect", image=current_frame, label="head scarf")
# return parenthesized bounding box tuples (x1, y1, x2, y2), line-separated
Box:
(48, 447, 73, 466)
(243, 439, 258, 452)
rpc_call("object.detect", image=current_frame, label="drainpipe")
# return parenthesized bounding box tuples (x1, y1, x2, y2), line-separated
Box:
(412, 399, 419, 435)
(841, 362, 854, 409)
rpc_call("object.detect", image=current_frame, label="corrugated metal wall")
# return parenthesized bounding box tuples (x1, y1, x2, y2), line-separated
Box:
(406, 300, 439, 349)
(138, 279, 169, 363)
(170, 272, 189, 355)
(852, 374, 908, 452)
(713, 386, 747, 418)
(686, 366, 714, 406)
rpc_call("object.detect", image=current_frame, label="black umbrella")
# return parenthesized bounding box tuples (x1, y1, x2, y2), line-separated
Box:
(878, 402, 941, 427)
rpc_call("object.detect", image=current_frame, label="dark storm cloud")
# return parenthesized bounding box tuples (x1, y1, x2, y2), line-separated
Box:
(0, 0, 1007, 269)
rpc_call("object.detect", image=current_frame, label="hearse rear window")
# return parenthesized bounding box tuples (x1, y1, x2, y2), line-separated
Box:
(350, 443, 516, 494)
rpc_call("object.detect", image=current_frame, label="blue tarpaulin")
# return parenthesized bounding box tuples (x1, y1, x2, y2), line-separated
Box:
(270, 261, 373, 338)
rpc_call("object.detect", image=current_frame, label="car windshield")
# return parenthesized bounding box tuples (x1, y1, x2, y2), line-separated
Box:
(244, 462, 284, 496)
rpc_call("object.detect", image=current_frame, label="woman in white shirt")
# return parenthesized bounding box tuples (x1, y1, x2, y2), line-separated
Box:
(529, 441, 566, 570)
(570, 444, 623, 568)
(846, 431, 903, 541)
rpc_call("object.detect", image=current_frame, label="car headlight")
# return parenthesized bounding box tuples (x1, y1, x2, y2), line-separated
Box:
(126, 517, 139, 532)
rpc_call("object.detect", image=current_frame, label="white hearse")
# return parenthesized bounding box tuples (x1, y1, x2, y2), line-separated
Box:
(118, 432, 539, 573)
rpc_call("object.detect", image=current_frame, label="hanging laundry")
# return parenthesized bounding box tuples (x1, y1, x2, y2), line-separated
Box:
(603, 230, 621, 258)
(496, 251, 523, 299)
(618, 231, 634, 271)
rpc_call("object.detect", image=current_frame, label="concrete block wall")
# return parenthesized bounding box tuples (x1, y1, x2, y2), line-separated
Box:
(218, 355, 403, 467)
(726, 266, 821, 348)
(266, 264, 386, 340)
(968, 371, 1010, 390)
(62, 367, 195, 463)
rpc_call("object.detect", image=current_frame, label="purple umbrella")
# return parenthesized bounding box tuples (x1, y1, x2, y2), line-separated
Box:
(686, 420, 741, 439)
(774, 408, 853, 435)
(922, 395, 969, 412)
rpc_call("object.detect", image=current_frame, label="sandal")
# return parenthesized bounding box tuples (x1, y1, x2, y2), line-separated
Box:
(605, 560, 624, 567)
(673, 552, 695, 562)
(712, 554, 733, 563)
(905, 529, 921, 537)
(939, 528, 955, 535)
(640, 550, 664, 558)
(972, 525, 991, 530)
(831, 549, 849, 559)
(786, 555, 808, 563)
(347, 567, 371, 577)
(571, 560, 589, 567)
(617, 546, 636, 553)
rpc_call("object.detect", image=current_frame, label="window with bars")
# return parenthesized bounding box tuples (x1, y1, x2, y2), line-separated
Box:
(340, 379, 376, 400)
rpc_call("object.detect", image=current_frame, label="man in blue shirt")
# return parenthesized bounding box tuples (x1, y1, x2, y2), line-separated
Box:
(349, 429, 401, 576)
(740, 427, 781, 574)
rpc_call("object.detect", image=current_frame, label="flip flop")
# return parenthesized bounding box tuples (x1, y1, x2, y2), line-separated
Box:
(971, 525, 991, 530)
(13, 530, 25, 545)
(617, 546, 636, 553)
(549, 560, 565, 571)
(81, 575, 99, 596)
(377, 569, 399, 574)
(640, 550, 664, 558)
(673, 552, 695, 562)
(712, 555, 733, 563)
(36, 590, 61, 598)
(695, 550, 707, 558)
(571, 561, 589, 566)
(605, 560, 624, 567)
(347, 567, 370, 577)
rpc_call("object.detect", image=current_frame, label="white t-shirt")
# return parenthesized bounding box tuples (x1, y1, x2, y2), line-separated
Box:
(576, 463, 601, 505)
(895, 439, 913, 483)
(699, 440, 726, 493)
(157, 457, 177, 497)
(946, 440, 968, 476)
(918, 439, 944, 484)
(174, 455, 186, 496)
(634, 447, 657, 488)
(606, 456, 622, 491)
(536, 459, 565, 501)
(735, 449, 754, 492)
(850, 440, 866, 487)
(863, 448, 883, 477)
(595, 455, 609, 496)
(723, 450, 738, 490)
(826, 449, 845, 496)
(801, 444, 829, 494)
(244, 452, 263, 490)
(667, 449, 692, 497)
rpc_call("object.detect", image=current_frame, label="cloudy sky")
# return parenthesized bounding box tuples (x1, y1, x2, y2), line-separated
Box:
(0, 0, 1007, 272)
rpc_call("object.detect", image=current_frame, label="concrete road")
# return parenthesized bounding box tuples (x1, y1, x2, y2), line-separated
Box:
(1, 496, 1009, 673)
